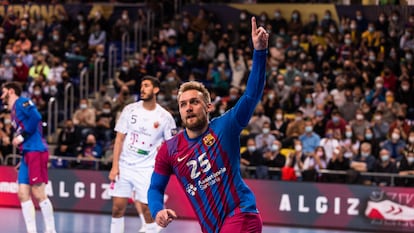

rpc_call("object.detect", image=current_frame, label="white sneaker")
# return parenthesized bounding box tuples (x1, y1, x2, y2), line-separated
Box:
(156, 225, 163, 233)
(138, 224, 146, 233)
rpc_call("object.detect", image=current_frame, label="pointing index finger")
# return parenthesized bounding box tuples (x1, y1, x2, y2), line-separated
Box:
(251, 16, 257, 35)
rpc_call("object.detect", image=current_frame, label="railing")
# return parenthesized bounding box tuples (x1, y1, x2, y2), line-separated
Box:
(79, 67, 89, 100)
(3, 153, 414, 186)
(3, 153, 111, 171)
(134, 20, 142, 52)
(63, 82, 74, 122)
(121, 31, 130, 64)
(245, 166, 414, 186)
(47, 97, 58, 144)
(93, 57, 105, 95)
(107, 43, 117, 81)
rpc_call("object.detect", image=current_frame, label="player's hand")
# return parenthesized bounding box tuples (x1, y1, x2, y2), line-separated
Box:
(108, 167, 119, 181)
(12, 135, 24, 147)
(251, 17, 269, 51)
(155, 209, 177, 228)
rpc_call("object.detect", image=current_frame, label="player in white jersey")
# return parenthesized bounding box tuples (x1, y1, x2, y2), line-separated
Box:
(109, 76, 177, 233)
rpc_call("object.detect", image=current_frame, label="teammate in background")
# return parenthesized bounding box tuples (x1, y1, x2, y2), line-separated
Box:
(109, 76, 177, 233)
(148, 17, 268, 233)
(1, 82, 56, 233)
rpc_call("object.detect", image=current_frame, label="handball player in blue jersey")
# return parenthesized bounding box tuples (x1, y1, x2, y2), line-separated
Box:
(1, 82, 56, 233)
(148, 17, 269, 233)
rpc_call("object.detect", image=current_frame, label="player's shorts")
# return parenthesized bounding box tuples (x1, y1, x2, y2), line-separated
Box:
(220, 212, 262, 233)
(109, 164, 154, 204)
(18, 151, 49, 185)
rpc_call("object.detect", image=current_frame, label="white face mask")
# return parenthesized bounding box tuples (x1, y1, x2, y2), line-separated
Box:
(275, 114, 283, 120)
(295, 145, 302, 152)
(247, 146, 256, 153)
(409, 137, 414, 143)
(392, 133, 400, 141)
(80, 104, 87, 109)
(262, 128, 270, 134)
(271, 144, 279, 152)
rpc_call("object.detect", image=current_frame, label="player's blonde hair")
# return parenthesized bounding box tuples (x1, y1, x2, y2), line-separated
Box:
(178, 81, 211, 105)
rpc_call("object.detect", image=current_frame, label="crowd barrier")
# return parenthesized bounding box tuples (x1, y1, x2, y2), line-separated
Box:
(1, 155, 414, 232)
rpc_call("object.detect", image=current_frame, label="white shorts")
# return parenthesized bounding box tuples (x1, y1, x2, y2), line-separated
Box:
(109, 165, 154, 204)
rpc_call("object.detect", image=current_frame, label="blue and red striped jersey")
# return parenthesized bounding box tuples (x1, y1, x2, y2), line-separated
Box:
(149, 49, 267, 233)
(11, 97, 47, 152)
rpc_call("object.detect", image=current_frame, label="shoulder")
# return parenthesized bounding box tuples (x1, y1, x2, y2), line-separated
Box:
(123, 101, 140, 112)
(17, 97, 34, 109)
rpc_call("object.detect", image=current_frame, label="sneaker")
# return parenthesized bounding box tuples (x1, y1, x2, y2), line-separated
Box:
(365, 199, 414, 221)
(138, 224, 146, 233)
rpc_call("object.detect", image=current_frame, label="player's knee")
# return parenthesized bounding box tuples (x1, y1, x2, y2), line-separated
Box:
(17, 191, 30, 202)
(111, 204, 126, 217)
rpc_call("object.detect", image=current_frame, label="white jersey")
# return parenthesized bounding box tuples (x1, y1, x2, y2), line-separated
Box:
(115, 101, 177, 168)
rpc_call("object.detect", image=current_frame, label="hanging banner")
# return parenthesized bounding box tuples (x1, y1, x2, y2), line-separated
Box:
(1, 166, 414, 232)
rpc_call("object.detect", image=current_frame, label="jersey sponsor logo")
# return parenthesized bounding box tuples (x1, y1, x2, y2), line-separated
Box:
(22, 100, 34, 107)
(202, 133, 215, 147)
(186, 183, 197, 196)
(32, 177, 38, 182)
(177, 154, 189, 162)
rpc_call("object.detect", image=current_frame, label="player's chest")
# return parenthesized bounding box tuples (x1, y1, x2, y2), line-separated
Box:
(173, 133, 224, 180)
(127, 110, 163, 129)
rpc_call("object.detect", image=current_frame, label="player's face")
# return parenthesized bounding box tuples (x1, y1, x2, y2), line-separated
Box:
(0, 88, 10, 107)
(179, 90, 209, 131)
(140, 80, 157, 101)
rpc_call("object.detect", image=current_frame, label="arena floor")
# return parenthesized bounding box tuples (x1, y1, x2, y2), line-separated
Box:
(0, 207, 371, 233)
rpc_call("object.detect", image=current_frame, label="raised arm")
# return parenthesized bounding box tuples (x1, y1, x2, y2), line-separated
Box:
(232, 17, 269, 127)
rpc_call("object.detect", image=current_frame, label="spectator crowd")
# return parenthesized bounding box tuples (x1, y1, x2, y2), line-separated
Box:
(0, 4, 413, 187)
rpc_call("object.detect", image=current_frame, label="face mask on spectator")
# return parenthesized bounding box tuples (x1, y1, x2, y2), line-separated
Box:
(381, 154, 389, 162)
(295, 145, 302, 151)
(80, 104, 87, 109)
(391, 133, 400, 141)
(356, 114, 364, 120)
(275, 114, 283, 120)
(305, 126, 313, 133)
(345, 131, 352, 138)
(361, 152, 370, 157)
(408, 157, 414, 163)
(402, 85, 409, 91)
(262, 128, 270, 134)
(365, 133, 373, 140)
(271, 144, 279, 152)
(247, 146, 256, 153)
(409, 137, 414, 144)
(102, 108, 111, 114)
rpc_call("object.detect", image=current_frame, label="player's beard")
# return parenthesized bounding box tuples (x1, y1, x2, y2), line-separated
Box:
(182, 113, 208, 132)
(140, 92, 154, 101)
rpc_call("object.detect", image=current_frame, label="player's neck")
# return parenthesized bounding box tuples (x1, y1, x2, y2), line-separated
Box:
(185, 124, 209, 139)
(8, 96, 18, 109)
(142, 99, 156, 110)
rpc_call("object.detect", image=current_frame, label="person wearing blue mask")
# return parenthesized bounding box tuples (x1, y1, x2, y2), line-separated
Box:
(373, 148, 398, 186)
